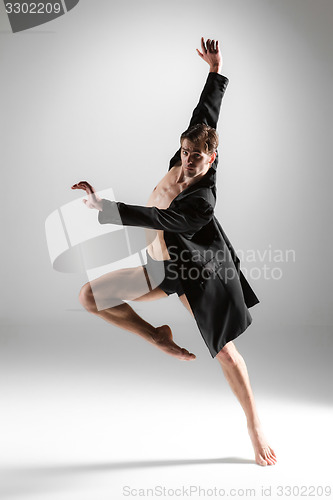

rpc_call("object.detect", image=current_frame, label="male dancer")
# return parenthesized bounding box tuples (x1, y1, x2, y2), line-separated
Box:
(72, 37, 277, 466)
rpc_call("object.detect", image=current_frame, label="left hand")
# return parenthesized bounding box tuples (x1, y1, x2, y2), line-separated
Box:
(196, 37, 222, 72)
(71, 181, 103, 210)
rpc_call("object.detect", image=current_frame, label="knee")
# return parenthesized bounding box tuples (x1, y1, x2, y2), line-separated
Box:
(216, 341, 239, 366)
(79, 282, 97, 312)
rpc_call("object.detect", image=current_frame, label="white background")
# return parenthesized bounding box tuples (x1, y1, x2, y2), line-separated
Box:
(0, 0, 332, 498)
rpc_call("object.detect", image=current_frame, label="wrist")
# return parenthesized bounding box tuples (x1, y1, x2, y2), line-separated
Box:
(96, 199, 104, 211)
(209, 64, 222, 74)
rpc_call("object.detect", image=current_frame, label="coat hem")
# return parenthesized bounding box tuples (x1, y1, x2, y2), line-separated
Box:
(210, 314, 253, 359)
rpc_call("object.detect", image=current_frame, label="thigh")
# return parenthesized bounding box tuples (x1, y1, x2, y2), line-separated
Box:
(178, 293, 194, 316)
(88, 264, 168, 310)
(131, 286, 168, 302)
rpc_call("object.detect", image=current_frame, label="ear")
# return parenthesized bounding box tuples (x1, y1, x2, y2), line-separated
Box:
(209, 151, 217, 164)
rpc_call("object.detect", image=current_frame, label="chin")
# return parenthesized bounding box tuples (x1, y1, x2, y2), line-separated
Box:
(184, 166, 195, 173)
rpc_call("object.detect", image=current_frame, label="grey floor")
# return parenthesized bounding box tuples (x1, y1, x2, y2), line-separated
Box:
(0, 307, 332, 499)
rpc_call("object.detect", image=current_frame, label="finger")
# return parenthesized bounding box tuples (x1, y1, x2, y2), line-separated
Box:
(216, 39, 219, 53)
(80, 181, 95, 193)
(77, 181, 93, 194)
(76, 180, 91, 188)
(201, 36, 207, 54)
(206, 39, 211, 51)
(74, 184, 88, 193)
(211, 39, 215, 52)
(196, 48, 204, 58)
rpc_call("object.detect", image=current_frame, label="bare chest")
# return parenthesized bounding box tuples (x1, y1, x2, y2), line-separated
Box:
(146, 167, 184, 209)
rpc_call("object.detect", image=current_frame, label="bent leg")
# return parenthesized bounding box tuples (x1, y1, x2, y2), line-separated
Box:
(79, 266, 196, 361)
(178, 293, 277, 466)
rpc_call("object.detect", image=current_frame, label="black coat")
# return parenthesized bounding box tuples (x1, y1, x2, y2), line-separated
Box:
(98, 72, 259, 358)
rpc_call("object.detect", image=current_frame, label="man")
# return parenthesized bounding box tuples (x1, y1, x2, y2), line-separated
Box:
(72, 37, 277, 466)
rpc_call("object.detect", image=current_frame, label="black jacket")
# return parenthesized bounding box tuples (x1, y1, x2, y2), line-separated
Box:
(98, 72, 259, 358)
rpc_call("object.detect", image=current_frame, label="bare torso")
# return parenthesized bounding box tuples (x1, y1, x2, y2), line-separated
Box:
(145, 163, 186, 261)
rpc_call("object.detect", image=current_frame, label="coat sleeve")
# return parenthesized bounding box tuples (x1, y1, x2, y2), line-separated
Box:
(168, 72, 229, 170)
(98, 196, 214, 234)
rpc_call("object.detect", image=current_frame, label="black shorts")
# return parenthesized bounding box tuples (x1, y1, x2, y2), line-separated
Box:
(142, 250, 185, 297)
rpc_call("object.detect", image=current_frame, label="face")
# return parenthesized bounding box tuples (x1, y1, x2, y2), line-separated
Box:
(180, 138, 216, 179)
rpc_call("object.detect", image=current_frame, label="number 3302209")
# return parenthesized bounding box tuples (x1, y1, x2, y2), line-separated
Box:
(5, 3, 62, 14)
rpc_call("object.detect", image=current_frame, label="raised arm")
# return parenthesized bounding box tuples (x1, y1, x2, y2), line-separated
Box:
(169, 37, 229, 170)
(189, 37, 228, 128)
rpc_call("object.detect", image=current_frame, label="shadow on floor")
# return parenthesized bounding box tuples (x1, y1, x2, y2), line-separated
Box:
(0, 457, 256, 497)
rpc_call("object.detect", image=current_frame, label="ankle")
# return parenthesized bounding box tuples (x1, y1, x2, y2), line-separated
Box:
(247, 417, 261, 431)
(148, 327, 159, 343)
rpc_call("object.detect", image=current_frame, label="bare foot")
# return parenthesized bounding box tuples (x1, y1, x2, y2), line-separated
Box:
(248, 424, 277, 466)
(150, 325, 196, 361)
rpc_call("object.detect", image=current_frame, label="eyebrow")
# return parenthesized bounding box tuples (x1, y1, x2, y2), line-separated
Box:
(181, 147, 202, 153)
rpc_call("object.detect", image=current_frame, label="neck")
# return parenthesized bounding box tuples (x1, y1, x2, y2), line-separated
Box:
(177, 166, 210, 188)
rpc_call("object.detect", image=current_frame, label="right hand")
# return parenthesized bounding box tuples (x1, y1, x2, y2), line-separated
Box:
(196, 37, 222, 72)
(71, 181, 103, 211)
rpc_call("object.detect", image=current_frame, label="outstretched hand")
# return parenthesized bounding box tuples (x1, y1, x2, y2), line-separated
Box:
(196, 37, 222, 72)
(71, 181, 103, 211)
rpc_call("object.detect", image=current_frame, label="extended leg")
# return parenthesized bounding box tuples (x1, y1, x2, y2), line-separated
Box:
(79, 265, 196, 361)
(178, 293, 277, 466)
(216, 342, 277, 466)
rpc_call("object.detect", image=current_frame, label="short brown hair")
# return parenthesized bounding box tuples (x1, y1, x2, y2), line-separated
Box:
(180, 123, 219, 155)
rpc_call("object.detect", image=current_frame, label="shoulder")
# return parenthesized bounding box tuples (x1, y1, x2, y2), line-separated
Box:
(186, 187, 216, 208)
(174, 192, 214, 216)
